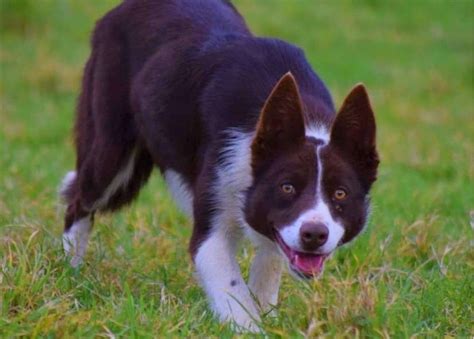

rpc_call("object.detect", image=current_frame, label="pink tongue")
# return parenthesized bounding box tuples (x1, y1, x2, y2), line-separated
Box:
(293, 252, 325, 274)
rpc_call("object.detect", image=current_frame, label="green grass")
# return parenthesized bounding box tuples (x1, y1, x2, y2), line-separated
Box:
(1, 0, 473, 337)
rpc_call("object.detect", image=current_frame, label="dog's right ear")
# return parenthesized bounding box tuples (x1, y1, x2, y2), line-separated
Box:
(251, 72, 305, 171)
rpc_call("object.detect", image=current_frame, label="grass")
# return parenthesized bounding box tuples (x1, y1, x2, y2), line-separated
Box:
(1, 0, 473, 337)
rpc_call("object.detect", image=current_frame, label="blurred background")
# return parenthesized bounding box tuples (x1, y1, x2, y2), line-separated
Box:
(1, 0, 473, 337)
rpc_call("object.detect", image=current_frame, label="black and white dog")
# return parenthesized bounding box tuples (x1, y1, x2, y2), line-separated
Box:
(61, 0, 379, 331)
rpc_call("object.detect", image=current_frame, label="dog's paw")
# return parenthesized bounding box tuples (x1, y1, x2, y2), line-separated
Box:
(227, 313, 261, 333)
(214, 297, 262, 333)
(69, 255, 84, 268)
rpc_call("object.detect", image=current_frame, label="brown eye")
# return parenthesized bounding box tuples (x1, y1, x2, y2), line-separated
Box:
(334, 188, 347, 200)
(280, 183, 296, 195)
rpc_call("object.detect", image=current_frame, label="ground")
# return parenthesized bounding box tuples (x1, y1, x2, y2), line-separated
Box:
(1, 0, 473, 337)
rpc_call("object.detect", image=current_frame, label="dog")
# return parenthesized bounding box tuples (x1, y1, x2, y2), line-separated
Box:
(60, 0, 379, 331)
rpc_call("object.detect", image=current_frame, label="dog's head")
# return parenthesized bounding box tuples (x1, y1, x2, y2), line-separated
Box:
(244, 73, 379, 278)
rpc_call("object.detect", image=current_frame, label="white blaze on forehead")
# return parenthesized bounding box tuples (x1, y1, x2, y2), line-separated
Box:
(305, 125, 330, 144)
(278, 126, 345, 254)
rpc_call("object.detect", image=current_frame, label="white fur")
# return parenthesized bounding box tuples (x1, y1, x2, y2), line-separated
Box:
(195, 130, 261, 330)
(194, 219, 260, 332)
(278, 139, 345, 254)
(315, 140, 345, 253)
(91, 149, 137, 211)
(63, 216, 91, 267)
(305, 124, 330, 144)
(213, 130, 254, 224)
(164, 170, 194, 216)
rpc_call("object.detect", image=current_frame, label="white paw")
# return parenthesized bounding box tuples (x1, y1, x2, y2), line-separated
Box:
(215, 297, 262, 333)
(226, 311, 261, 333)
(69, 255, 84, 268)
(62, 217, 91, 267)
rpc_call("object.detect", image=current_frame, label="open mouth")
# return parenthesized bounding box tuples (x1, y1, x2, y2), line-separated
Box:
(274, 231, 328, 278)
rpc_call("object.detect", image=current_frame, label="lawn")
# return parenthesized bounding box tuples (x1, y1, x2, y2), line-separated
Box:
(1, 0, 473, 337)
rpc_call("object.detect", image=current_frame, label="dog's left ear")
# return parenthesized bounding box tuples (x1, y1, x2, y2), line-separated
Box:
(251, 72, 305, 171)
(330, 84, 379, 189)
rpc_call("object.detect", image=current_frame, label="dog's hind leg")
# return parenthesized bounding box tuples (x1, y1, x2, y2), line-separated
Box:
(60, 171, 89, 267)
(62, 208, 93, 267)
(60, 20, 154, 266)
(61, 145, 153, 267)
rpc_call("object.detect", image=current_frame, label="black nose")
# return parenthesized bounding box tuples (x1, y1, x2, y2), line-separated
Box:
(300, 222, 329, 250)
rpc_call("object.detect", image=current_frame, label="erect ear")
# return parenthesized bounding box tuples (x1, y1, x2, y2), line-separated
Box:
(330, 84, 379, 188)
(251, 72, 305, 169)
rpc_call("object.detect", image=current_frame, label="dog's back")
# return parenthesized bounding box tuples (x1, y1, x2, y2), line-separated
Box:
(64, 0, 334, 225)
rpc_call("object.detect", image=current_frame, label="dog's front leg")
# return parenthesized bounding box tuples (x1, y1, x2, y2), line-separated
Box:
(248, 238, 283, 313)
(194, 225, 260, 332)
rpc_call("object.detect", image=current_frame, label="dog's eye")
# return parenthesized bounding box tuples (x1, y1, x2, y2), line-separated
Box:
(280, 183, 296, 195)
(334, 188, 347, 200)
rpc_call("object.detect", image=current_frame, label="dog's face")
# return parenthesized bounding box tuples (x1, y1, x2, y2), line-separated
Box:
(245, 73, 379, 278)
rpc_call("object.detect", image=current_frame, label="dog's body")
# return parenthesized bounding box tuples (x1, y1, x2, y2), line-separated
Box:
(61, 0, 379, 330)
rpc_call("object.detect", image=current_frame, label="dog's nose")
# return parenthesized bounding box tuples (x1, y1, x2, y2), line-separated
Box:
(300, 222, 329, 250)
